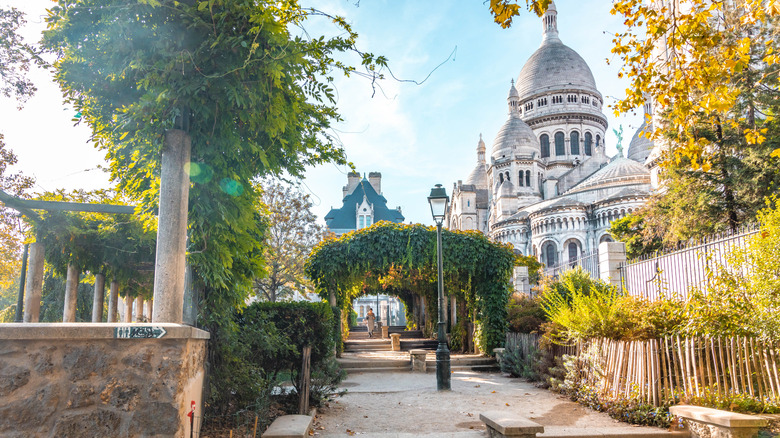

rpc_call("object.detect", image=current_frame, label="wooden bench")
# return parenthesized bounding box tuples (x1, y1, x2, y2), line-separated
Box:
(479, 411, 544, 438)
(669, 405, 767, 438)
(261, 414, 313, 438)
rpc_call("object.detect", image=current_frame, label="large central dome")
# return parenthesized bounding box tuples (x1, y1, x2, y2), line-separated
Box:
(516, 40, 598, 100)
(515, 1, 598, 100)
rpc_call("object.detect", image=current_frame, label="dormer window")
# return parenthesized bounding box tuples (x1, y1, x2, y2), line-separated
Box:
(581, 96, 590, 104)
(552, 95, 563, 104)
(567, 94, 578, 103)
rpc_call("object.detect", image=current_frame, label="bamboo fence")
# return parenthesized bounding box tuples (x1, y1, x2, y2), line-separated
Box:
(577, 336, 780, 407)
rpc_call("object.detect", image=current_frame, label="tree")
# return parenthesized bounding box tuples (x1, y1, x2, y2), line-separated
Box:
(0, 135, 35, 320)
(43, 0, 384, 418)
(253, 180, 323, 302)
(0, 7, 43, 107)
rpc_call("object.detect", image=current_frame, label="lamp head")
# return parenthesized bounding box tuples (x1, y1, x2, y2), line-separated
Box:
(427, 184, 449, 225)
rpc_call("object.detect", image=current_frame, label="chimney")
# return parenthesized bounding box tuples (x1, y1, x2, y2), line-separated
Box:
(368, 172, 381, 194)
(343, 171, 361, 198)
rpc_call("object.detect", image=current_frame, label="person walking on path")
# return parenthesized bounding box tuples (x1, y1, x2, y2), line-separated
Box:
(366, 307, 376, 337)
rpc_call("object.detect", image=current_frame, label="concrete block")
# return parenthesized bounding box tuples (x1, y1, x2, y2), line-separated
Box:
(390, 333, 401, 351)
(480, 411, 544, 437)
(410, 349, 427, 372)
(262, 414, 313, 438)
(670, 405, 766, 438)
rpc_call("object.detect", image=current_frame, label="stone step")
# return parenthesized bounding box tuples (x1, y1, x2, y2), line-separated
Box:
(341, 366, 411, 374)
(337, 359, 410, 369)
(400, 340, 438, 350)
(425, 357, 496, 366)
(424, 364, 500, 373)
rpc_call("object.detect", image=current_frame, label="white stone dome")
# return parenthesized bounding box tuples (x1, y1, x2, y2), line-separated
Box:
(627, 120, 653, 163)
(465, 164, 487, 189)
(491, 114, 539, 160)
(565, 157, 650, 194)
(516, 39, 599, 100)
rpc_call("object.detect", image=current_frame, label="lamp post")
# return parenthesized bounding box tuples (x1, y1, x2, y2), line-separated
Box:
(428, 184, 451, 391)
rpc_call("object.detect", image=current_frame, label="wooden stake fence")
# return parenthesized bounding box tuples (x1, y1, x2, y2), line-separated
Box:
(580, 336, 780, 407)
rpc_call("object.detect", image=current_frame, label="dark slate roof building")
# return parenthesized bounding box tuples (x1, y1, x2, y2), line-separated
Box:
(324, 172, 405, 236)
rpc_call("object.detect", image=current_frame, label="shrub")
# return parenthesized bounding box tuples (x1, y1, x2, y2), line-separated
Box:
(506, 295, 546, 333)
(204, 301, 344, 431)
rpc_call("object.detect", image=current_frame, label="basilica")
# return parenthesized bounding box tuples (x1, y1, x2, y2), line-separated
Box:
(446, 2, 655, 267)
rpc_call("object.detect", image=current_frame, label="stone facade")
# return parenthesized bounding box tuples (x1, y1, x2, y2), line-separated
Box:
(0, 323, 208, 438)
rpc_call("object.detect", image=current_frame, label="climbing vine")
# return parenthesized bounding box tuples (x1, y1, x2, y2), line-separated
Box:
(305, 221, 515, 353)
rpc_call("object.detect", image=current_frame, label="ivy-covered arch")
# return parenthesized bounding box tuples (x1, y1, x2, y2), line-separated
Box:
(305, 221, 515, 353)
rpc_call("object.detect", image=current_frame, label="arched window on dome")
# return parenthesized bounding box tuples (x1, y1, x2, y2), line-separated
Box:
(596, 134, 601, 149)
(540, 134, 550, 158)
(525, 170, 531, 187)
(554, 132, 565, 156)
(570, 131, 580, 155)
(518, 171, 524, 187)
(499, 173, 504, 183)
(505, 172, 510, 182)
(584, 132, 593, 156)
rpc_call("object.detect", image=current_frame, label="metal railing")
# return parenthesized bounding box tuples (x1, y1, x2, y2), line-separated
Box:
(620, 225, 758, 301)
(543, 250, 600, 279)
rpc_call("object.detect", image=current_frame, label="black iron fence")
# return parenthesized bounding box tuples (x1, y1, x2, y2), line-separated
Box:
(620, 225, 758, 301)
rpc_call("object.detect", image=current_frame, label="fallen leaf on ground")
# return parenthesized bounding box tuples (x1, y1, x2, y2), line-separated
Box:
(346, 429, 355, 436)
(474, 385, 481, 388)
(491, 390, 496, 393)
(505, 403, 510, 406)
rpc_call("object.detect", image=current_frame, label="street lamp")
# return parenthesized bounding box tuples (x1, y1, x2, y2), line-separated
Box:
(428, 184, 451, 391)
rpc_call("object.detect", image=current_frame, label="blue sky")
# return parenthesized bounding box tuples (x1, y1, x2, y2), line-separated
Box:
(1, 0, 642, 227)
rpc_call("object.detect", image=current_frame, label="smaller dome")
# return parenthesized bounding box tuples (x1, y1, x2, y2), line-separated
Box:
(565, 157, 650, 194)
(465, 164, 487, 189)
(491, 114, 539, 159)
(627, 119, 653, 163)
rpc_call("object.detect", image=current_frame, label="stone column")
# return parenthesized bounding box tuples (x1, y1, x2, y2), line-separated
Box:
(23, 241, 44, 323)
(513, 266, 530, 296)
(152, 128, 191, 323)
(124, 295, 134, 323)
(599, 241, 627, 288)
(107, 280, 119, 322)
(136, 296, 145, 322)
(146, 299, 153, 323)
(92, 273, 106, 322)
(63, 263, 80, 322)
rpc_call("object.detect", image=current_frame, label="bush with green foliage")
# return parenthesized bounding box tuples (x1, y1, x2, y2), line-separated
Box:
(506, 295, 546, 334)
(204, 301, 344, 429)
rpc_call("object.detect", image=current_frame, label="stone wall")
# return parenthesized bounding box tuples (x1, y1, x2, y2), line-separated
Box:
(0, 323, 209, 438)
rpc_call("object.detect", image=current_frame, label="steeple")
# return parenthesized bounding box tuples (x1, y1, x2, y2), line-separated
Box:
(541, 1, 559, 43)
(507, 79, 520, 116)
(477, 133, 486, 163)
